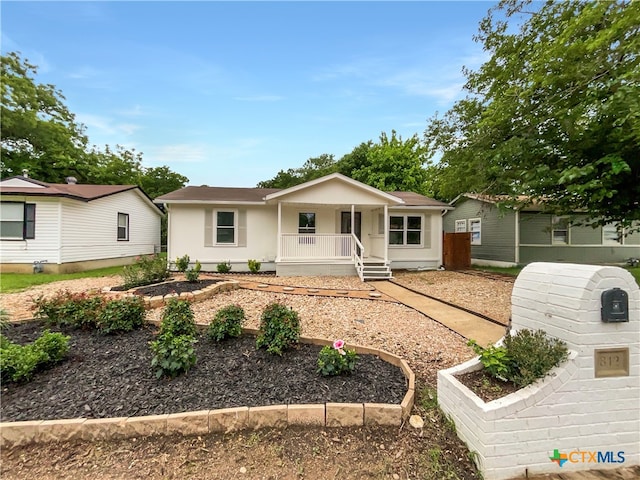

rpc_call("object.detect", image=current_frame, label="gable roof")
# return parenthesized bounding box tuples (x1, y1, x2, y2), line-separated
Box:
(263, 173, 403, 204)
(449, 193, 544, 212)
(156, 173, 451, 209)
(0, 176, 163, 213)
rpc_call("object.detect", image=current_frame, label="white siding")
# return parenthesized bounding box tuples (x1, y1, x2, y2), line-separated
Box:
(167, 204, 277, 270)
(387, 209, 442, 269)
(0, 197, 61, 264)
(273, 180, 397, 206)
(60, 190, 161, 263)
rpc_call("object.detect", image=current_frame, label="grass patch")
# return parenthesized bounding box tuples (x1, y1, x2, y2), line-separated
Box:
(0, 266, 124, 293)
(627, 267, 639, 286)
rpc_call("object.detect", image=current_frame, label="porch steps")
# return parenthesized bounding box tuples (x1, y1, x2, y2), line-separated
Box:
(360, 260, 392, 281)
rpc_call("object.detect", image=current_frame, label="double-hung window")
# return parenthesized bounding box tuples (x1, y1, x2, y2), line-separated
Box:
(0, 202, 36, 240)
(389, 215, 422, 246)
(551, 216, 569, 245)
(469, 218, 481, 245)
(216, 211, 236, 244)
(455, 219, 467, 233)
(602, 223, 623, 245)
(117, 213, 129, 241)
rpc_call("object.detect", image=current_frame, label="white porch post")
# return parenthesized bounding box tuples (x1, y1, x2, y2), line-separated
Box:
(351, 204, 356, 258)
(384, 204, 388, 263)
(276, 202, 282, 261)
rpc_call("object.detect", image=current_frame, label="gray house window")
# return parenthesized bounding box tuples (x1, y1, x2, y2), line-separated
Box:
(216, 211, 236, 244)
(552, 216, 569, 245)
(603, 223, 623, 245)
(469, 218, 481, 245)
(0, 202, 36, 240)
(389, 215, 422, 246)
(117, 213, 129, 241)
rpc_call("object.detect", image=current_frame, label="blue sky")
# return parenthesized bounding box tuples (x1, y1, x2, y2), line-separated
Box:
(2, 1, 496, 187)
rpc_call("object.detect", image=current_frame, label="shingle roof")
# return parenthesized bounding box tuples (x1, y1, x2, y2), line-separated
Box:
(389, 191, 451, 207)
(155, 186, 280, 203)
(0, 177, 162, 214)
(155, 184, 449, 208)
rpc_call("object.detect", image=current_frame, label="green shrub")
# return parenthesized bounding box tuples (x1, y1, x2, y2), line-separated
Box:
(247, 259, 261, 274)
(207, 305, 245, 342)
(185, 260, 202, 282)
(0, 309, 9, 331)
(256, 303, 300, 356)
(96, 296, 146, 334)
(503, 329, 568, 388)
(149, 332, 197, 378)
(217, 261, 231, 274)
(317, 340, 358, 376)
(159, 299, 197, 337)
(32, 330, 71, 364)
(33, 290, 104, 329)
(467, 340, 513, 380)
(175, 254, 190, 273)
(468, 329, 569, 388)
(121, 254, 169, 289)
(1, 330, 70, 383)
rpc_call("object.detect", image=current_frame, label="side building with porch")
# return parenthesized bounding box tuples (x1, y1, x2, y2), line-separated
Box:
(155, 173, 452, 279)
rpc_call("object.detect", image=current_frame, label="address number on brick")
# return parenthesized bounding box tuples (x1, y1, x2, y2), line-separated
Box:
(594, 348, 629, 378)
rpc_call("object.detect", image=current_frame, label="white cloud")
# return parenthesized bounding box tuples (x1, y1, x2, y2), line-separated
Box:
(76, 112, 142, 137)
(147, 144, 208, 164)
(67, 66, 102, 80)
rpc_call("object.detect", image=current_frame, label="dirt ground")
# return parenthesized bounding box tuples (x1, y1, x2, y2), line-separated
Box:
(0, 271, 509, 479)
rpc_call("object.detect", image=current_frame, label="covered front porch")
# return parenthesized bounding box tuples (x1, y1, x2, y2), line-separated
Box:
(273, 203, 392, 280)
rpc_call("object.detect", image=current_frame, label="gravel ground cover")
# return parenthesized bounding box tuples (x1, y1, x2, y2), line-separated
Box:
(1, 320, 406, 422)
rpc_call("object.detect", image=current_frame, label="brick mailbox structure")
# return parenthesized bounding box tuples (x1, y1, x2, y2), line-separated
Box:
(438, 263, 639, 480)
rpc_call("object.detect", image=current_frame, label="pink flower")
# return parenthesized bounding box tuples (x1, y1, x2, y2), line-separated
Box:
(333, 339, 345, 350)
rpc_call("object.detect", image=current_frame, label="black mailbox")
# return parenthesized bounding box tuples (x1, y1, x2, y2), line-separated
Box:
(601, 288, 629, 323)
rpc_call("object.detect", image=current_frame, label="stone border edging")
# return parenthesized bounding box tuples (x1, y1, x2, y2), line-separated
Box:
(0, 332, 414, 448)
(102, 279, 241, 309)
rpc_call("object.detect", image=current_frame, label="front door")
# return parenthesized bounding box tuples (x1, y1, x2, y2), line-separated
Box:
(341, 212, 362, 256)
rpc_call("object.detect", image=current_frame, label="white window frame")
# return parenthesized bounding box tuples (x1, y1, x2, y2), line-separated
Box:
(117, 212, 129, 241)
(455, 219, 467, 233)
(389, 214, 424, 247)
(215, 209, 237, 245)
(551, 216, 569, 245)
(602, 223, 624, 245)
(469, 218, 482, 245)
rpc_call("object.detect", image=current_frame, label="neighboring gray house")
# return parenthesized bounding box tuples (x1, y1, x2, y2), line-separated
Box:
(443, 194, 640, 267)
(0, 176, 164, 273)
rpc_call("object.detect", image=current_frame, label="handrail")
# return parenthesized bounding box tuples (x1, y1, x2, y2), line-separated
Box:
(352, 234, 365, 281)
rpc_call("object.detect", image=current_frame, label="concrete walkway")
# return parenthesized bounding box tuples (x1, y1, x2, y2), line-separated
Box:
(369, 281, 507, 345)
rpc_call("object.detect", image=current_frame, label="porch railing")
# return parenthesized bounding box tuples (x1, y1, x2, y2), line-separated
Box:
(279, 234, 354, 261)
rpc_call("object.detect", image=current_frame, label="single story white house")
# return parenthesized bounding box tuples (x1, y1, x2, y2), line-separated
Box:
(0, 175, 164, 273)
(155, 173, 452, 279)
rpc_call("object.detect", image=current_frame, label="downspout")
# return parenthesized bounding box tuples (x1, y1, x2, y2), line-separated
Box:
(384, 204, 388, 264)
(276, 202, 282, 262)
(57, 201, 63, 265)
(515, 210, 520, 264)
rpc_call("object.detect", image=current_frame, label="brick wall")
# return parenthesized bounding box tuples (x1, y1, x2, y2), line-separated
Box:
(438, 262, 639, 480)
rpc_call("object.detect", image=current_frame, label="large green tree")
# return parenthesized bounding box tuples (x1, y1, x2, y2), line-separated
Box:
(258, 131, 432, 195)
(1, 52, 188, 199)
(425, 0, 639, 230)
(1, 52, 89, 181)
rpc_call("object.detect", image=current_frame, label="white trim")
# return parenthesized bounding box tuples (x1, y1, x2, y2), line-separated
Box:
(214, 208, 238, 246)
(514, 210, 520, 264)
(384, 204, 388, 263)
(469, 217, 481, 245)
(454, 219, 467, 233)
(156, 200, 266, 206)
(471, 258, 518, 268)
(264, 172, 404, 204)
(388, 213, 424, 248)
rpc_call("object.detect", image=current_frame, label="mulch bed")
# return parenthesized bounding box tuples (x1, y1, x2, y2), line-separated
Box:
(455, 369, 520, 402)
(1, 321, 407, 422)
(109, 279, 222, 296)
